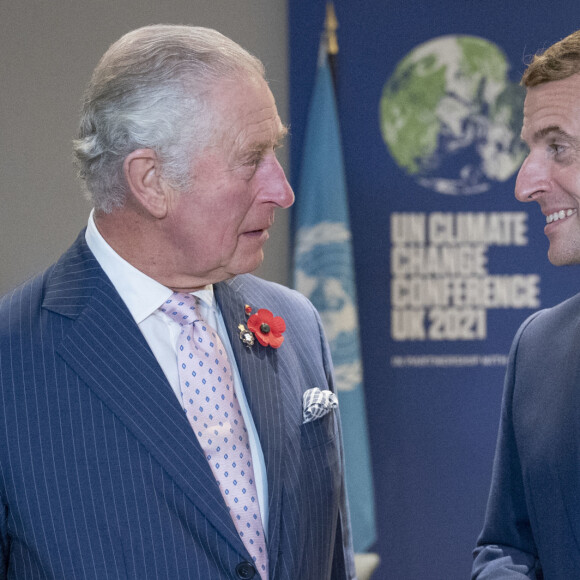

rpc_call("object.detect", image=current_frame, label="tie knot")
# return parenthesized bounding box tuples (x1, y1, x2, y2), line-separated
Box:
(160, 292, 201, 326)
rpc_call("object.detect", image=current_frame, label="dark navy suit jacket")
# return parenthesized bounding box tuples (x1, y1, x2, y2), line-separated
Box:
(473, 292, 580, 579)
(0, 232, 355, 579)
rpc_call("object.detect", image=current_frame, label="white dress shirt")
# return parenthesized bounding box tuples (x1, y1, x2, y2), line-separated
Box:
(84, 210, 268, 533)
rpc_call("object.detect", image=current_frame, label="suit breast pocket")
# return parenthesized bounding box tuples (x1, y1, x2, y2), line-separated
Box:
(300, 411, 337, 450)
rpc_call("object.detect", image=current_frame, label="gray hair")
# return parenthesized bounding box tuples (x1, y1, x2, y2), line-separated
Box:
(73, 24, 265, 213)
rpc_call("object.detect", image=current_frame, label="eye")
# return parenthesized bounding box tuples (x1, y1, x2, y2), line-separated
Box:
(549, 142, 566, 155)
(243, 152, 265, 169)
(237, 155, 262, 180)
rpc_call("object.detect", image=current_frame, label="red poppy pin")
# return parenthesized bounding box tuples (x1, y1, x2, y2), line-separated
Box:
(241, 307, 286, 349)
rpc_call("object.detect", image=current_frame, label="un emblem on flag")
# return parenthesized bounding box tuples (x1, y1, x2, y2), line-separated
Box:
(294, 221, 362, 393)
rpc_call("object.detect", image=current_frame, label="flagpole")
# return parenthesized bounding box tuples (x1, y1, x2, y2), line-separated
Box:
(324, 2, 339, 88)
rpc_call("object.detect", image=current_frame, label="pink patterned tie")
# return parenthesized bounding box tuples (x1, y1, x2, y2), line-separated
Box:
(160, 292, 268, 579)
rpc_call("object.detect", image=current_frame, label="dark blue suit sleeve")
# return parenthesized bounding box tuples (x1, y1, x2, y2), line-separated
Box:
(472, 313, 542, 579)
(1, 499, 7, 579)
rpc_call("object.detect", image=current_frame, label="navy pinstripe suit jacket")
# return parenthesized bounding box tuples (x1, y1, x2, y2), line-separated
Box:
(0, 232, 355, 579)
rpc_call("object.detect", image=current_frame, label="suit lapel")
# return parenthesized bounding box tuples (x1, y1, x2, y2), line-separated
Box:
(43, 233, 244, 553)
(214, 277, 286, 568)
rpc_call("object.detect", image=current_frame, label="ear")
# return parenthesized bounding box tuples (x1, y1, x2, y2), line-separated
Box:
(123, 148, 169, 219)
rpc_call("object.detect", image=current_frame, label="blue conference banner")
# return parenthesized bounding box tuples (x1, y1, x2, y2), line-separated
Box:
(290, 2, 579, 578)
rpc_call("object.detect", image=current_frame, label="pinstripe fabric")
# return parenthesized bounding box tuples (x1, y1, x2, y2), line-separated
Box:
(0, 231, 355, 579)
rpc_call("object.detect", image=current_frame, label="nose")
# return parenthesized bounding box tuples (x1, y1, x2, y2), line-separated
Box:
(257, 154, 295, 209)
(515, 150, 551, 203)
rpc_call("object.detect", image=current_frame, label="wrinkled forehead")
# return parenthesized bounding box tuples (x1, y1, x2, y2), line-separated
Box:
(522, 74, 580, 141)
(209, 76, 286, 148)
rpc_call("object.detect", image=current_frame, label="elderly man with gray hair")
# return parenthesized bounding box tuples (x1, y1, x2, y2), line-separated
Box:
(0, 25, 355, 580)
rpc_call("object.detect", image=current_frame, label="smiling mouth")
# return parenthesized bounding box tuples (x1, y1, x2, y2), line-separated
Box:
(546, 209, 576, 224)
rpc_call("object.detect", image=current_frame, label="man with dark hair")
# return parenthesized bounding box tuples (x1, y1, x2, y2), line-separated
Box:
(0, 25, 355, 579)
(473, 29, 580, 578)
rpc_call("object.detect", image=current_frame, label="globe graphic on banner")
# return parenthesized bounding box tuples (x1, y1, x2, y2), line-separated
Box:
(380, 35, 527, 195)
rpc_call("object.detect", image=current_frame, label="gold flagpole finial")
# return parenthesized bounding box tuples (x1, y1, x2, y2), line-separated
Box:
(325, 2, 339, 56)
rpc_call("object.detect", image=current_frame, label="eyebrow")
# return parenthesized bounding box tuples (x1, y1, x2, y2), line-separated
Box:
(248, 123, 288, 156)
(273, 123, 288, 147)
(533, 125, 580, 148)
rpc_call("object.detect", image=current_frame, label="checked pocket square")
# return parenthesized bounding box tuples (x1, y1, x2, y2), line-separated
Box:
(302, 388, 339, 424)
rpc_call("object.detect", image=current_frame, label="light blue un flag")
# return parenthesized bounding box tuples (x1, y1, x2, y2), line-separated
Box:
(293, 53, 377, 552)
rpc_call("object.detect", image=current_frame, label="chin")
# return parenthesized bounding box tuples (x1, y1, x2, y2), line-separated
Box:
(548, 248, 580, 266)
(233, 252, 265, 276)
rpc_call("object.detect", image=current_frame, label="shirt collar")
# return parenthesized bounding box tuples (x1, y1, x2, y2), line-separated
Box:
(85, 209, 215, 324)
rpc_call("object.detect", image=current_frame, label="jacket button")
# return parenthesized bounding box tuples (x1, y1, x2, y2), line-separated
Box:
(235, 561, 256, 579)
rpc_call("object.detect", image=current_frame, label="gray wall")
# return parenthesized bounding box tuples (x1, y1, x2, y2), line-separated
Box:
(0, 0, 290, 296)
